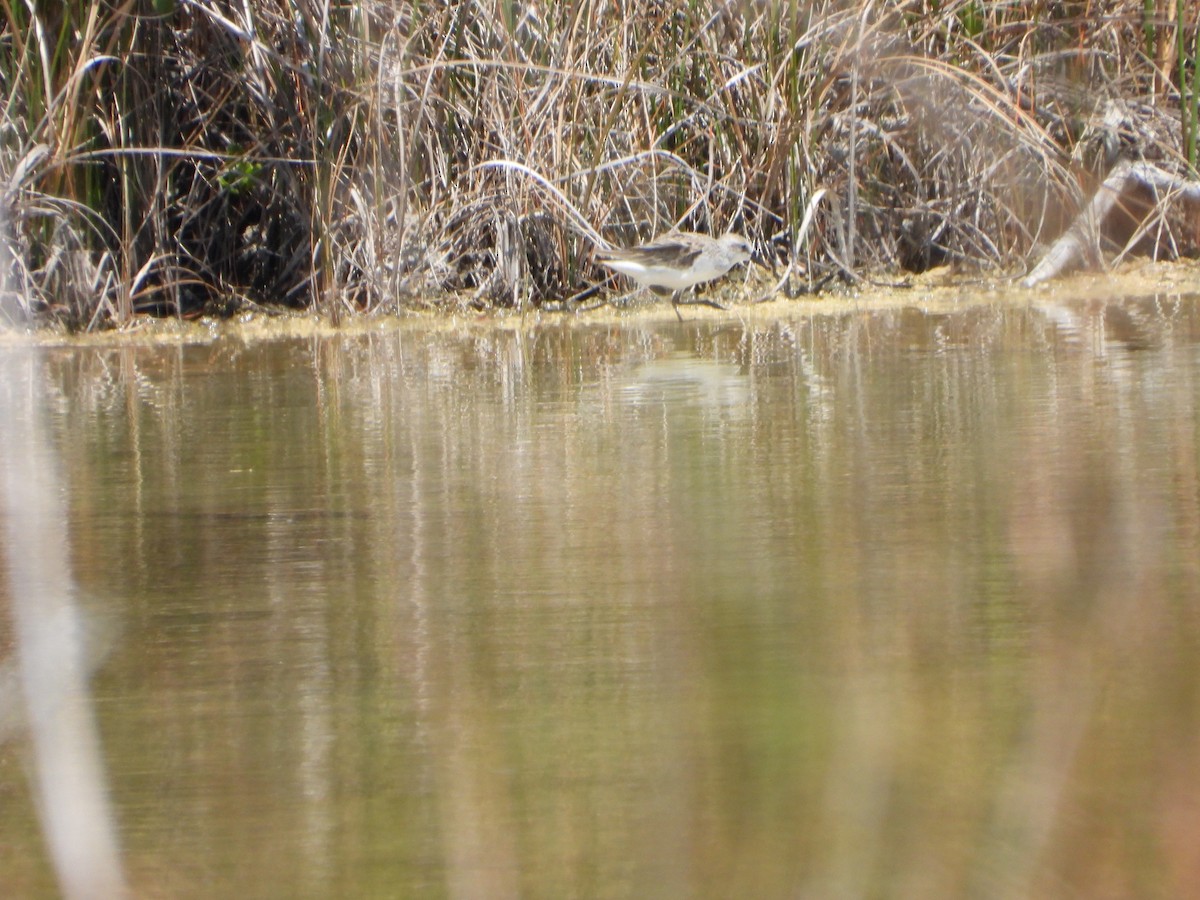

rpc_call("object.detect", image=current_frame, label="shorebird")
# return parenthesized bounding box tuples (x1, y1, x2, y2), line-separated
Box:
(595, 231, 753, 319)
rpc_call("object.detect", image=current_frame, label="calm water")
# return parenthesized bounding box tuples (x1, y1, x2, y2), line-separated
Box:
(3, 296, 1200, 898)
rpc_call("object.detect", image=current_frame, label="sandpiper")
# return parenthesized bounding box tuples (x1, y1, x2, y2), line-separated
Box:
(595, 231, 753, 319)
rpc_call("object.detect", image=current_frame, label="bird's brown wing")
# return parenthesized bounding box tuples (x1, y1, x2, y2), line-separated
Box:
(596, 237, 702, 268)
(625, 239, 702, 268)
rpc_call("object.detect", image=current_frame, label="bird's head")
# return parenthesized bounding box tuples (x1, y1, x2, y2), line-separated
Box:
(718, 233, 754, 265)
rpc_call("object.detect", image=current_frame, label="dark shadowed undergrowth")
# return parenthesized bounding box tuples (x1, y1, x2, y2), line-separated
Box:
(1, 1, 1197, 329)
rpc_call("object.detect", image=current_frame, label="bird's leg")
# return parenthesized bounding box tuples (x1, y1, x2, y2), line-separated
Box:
(678, 292, 728, 312)
(697, 298, 729, 311)
(672, 293, 683, 322)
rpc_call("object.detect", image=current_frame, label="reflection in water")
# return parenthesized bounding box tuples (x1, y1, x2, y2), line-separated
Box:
(1, 352, 128, 897)
(623, 352, 750, 414)
(2, 296, 1199, 896)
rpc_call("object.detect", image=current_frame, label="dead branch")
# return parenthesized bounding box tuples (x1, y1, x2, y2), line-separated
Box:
(1023, 160, 1200, 287)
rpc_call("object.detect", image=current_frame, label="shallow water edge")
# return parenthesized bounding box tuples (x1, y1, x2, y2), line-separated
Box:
(2, 260, 1198, 347)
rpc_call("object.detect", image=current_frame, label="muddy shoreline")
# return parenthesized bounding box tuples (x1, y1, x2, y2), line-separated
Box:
(4, 259, 1199, 349)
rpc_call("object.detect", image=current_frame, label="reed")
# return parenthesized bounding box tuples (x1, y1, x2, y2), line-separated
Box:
(0, 1, 1192, 327)
(1179, 0, 1200, 174)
